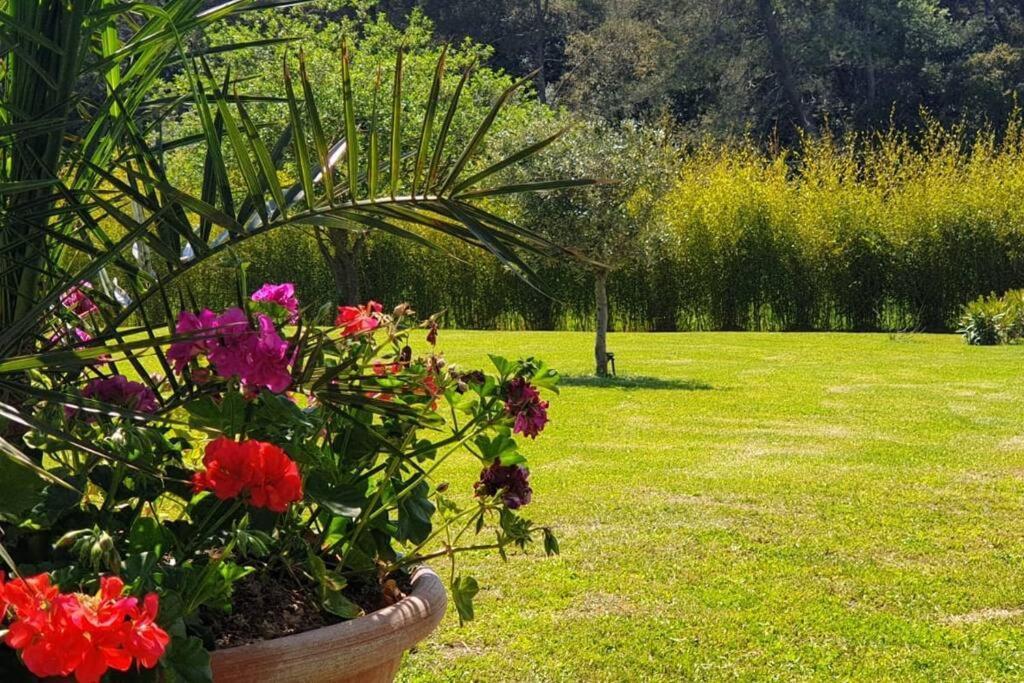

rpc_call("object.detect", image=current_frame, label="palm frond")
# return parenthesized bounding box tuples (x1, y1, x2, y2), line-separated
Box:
(0, 10, 595, 478)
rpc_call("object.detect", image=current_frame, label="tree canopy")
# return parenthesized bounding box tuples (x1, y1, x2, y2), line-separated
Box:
(378, 0, 1024, 139)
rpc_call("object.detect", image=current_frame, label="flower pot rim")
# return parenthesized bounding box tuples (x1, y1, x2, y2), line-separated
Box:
(209, 565, 447, 683)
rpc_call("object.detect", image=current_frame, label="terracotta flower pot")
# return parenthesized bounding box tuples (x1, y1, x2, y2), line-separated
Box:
(210, 567, 447, 683)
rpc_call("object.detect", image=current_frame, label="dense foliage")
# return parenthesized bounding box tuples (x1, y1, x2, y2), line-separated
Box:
(378, 0, 1024, 139)
(192, 119, 1024, 332)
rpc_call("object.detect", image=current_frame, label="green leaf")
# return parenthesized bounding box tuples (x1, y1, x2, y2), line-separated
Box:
(474, 430, 519, 463)
(129, 516, 173, 554)
(451, 575, 479, 624)
(529, 361, 561, 393)
(162, 634, 212, 683)
(340, 39, 359, 200)
(488, 355, 512, 376)
(543, 528, 560, 556)
(307, 552, 362, 618)
(305, 478, 365, 519)
(183, 391, 245, 435)
(498, 451, 527, 466)
(395, 479, 435, 544)
(413, 45, 446, 197)
(0, 456, 46, 522)
(452, 390, 480, 414)
(388, 47, 403, 197)
(321, 581, 362, 619)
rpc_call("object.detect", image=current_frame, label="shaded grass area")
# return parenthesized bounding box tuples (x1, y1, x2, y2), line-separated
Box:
(398, 331, 1024, 681)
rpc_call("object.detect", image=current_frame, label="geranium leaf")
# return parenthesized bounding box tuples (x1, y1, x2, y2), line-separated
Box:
(162, 634, 212, 683)
(451, 574, 479, 625)
(129, 517, 173, 554)
(395, 479, 434, 544)
(0, 457, 46, 522)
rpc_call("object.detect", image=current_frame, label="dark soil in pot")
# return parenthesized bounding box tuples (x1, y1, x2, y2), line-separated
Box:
(201, 569, 415, 649)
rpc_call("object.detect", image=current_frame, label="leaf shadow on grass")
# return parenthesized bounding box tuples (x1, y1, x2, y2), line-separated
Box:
(559, 375, 714, 391)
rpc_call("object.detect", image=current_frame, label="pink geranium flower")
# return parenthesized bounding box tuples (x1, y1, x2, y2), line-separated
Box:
(206, 307, 252, 379)
(250, 283, 299, 323)
(167, 309, 218, 373)
(241, 314, 293, 393)
(60, 282, 98, 318)
(168, 306, 294, 393)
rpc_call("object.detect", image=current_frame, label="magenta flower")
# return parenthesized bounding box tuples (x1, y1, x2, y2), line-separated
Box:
(49, 326, 93, 347)
(167, 307, 294, 393)
(474, 462, 533, 509)
(240, 314, 293, 393)
(48, 326, 110, 365)
(167, 309, 218, 373)
(250, 283, 299, 323)
(206, 307, 252, 379)
(503, 377, 549, 439)
(81, 375, 159, 414)
(60, 282, 98, 318)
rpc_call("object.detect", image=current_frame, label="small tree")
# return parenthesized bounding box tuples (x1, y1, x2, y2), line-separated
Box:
(512, 120, 675, 375)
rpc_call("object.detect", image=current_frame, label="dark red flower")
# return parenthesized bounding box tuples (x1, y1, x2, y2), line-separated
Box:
(80, 375, 159, 415)
(335, 301, 383, 337)
(474, 462, 533, 509)
(426, 320, 439, 345)
(454, 369, 486, 394)
(192, 437, 303, 512)
(504, 377, 549, 439)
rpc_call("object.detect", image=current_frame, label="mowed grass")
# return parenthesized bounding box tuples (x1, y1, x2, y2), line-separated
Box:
(395, 331, 1024, 682)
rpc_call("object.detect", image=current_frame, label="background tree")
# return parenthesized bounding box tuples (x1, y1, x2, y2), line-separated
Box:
(372, 0, 1024, 140)
(508, 120, 676, 375)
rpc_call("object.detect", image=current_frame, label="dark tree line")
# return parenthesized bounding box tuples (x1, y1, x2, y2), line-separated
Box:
(377, 0, 1024, 138)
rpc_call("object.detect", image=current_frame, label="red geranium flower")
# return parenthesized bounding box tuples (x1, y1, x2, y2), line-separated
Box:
(192, 437, 303, 513)
(247, 441, 304, 513)
(335, 300, 382, 337)
(191, 436, 257, 501)
(0, 572, 169, 683)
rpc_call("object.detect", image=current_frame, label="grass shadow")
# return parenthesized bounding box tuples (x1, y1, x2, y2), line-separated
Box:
(559, 374, 714, 391)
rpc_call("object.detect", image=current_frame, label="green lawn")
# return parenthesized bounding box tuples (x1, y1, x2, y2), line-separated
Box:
(396, 331, 1024, 682)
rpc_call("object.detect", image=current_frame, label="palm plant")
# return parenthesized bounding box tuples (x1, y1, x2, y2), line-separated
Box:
(0, 0, 590, 469)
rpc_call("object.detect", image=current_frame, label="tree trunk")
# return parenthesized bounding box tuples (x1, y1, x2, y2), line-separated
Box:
(984, 0, 1010, 40)
(756, 0, 817, 135)
(864, 49, 876, 111)
(594, 269, 609, 377)
(316, 228, 365, 306)
(533, 0, 548, 103)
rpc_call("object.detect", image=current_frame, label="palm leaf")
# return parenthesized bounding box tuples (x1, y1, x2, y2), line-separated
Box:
(1, 14, 597, 475)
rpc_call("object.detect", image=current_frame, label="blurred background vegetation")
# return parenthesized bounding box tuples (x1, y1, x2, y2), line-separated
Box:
(166, 0, 1024, 332)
